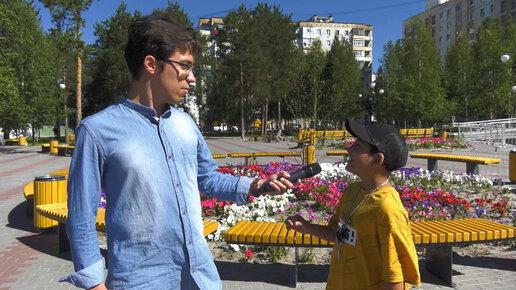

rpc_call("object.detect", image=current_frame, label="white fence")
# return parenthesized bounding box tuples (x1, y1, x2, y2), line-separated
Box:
(452, 118, 516, 145)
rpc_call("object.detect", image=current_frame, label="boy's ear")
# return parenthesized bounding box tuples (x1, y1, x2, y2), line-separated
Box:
(373, 153, 385, 168)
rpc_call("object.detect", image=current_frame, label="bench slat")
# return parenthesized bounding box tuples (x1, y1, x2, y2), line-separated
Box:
(224, 218, 516, 247)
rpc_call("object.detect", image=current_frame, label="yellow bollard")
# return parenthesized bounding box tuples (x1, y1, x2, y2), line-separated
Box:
(510, 150, 516, 182)
(34, 175, 67, 229)
(50, 140, 58, 154)
(18, 136, 26, 146)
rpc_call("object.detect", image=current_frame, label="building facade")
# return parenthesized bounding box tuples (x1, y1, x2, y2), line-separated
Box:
(404, 0, 516, 59)
(297, 15, 373, 87)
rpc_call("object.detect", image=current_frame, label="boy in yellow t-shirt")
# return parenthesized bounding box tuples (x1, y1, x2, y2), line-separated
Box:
(286, 119, 420, 289)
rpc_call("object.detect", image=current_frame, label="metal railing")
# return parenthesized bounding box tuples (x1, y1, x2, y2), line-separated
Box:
(452, 118, 516, 145)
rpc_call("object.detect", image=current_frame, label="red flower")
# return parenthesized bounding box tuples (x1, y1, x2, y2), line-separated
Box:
(245, 250, 253, 259)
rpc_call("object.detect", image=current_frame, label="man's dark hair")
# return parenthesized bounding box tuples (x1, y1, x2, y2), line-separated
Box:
(124, 15, 202, 80)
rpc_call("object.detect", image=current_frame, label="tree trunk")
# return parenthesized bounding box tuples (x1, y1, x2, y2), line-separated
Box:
(312, 89, 318, 130)
(240, 63, 245, 139)
(277, 100, 281, 130)
(76, 10, 82, 125)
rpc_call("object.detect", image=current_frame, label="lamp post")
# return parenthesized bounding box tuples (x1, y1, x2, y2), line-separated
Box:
(501, 53, 516, 116)
(58, 81, 69, 144)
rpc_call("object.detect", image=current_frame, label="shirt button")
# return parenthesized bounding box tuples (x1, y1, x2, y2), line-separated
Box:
(191, 268, 196, 273)
(176, 183, 180, 187)
(182, 211, 186, 215)
(168, 155, 172, 160)
(188, 241, 192, 245)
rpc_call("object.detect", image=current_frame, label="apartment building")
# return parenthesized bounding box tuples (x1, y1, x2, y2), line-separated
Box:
(404, 0, 516, 59)
(297, 15, 373, 86)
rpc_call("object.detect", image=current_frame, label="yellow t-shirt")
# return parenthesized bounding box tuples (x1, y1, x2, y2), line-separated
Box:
(326, 182, 421, 290)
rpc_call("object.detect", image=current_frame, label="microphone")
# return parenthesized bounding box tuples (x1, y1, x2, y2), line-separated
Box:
(257, 163, 322, 193)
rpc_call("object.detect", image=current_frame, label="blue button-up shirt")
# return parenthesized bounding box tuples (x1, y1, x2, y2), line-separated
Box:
(60, 96, 252, 289)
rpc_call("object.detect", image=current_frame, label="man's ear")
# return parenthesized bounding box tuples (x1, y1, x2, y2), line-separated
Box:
(143, 55, 159, 75)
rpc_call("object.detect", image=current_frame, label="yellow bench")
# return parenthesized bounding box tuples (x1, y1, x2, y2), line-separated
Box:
(399, 128, 434, 138)
(325, 150, 348, 156)
(36, 202, 219, 252)
(224, 218, 516, 287)
(410, 153, 501, 174)
(4, 138, 19, 145)
(212, 154, 227, 159)
(41, 143, 50, 153)
(227, 152, 301, 165)
(55, 145, 75, 156)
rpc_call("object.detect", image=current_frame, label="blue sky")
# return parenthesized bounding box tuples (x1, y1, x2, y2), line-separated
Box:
(34, 0, 426, 72)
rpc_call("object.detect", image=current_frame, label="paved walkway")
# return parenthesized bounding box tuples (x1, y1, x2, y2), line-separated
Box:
(0, 138, 515, 289)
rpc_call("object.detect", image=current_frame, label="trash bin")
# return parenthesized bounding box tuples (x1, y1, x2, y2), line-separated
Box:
(49, 140, 58, 154)
(439, 131, 447, 138)
(18, 136, 26, 146)
(34, 175, 67, 229)
(510, 150, 516, 182)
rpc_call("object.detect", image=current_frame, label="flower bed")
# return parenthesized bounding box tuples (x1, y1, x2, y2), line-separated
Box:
(200, 162, 515, 242)
(405, 137, 469, 150)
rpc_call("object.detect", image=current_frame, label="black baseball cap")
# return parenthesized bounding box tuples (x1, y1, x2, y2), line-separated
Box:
(345, 119, 408, 171)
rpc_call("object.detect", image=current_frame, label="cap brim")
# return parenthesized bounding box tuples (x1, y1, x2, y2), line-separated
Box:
(345, 119, 373, 145)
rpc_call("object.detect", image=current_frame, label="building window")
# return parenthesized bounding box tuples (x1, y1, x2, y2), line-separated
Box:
(439, 36, 443, 43)
(468, 12, 474, 21)
(317, 29, 321, 35)
(468, 0, 474, 7)
(353, 50, 364, 57)
(327, 40, 331, 46)
(440, 12, 444, 19)
(432, 15, 436, 24)
(336, 30, 340, 36)
(447, 34, 450, 41)
(353, 39, 364, 46)
(326, 29, 331, 35)
(490, 4, 495, 12)
(456, 4, 462, 12)
(501, 1, 506, 12)
(447, 8, 451, 16)
(456, 16, 462, 25)
(480, 8, 485, 17)
(345, 30, 349, 35)
(307, 27, 312, 33)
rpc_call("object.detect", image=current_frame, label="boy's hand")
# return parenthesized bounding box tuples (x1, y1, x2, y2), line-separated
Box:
(285, 214, 308, 233)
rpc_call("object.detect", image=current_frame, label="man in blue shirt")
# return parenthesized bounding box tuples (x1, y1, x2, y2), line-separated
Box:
(60, 15, 297, 290)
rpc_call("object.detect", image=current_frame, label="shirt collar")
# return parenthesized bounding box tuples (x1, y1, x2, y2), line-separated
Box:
(119, 95, 173, 119)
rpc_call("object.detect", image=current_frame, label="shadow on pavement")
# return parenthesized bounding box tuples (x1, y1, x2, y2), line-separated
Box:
(16, 232, 72, 262)
(6, 201, 37, 233)
(453, 252, 516, 272)
(7, 201, 72, 261)
(216, 261, 328, 286)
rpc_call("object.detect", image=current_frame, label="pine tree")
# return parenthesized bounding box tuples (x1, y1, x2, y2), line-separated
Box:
(84, 3, 140, 116)
(445, 33, 474, 121)
(321, 37, 365, 128)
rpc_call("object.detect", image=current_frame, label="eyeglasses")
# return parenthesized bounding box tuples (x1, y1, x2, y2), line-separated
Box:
(160, 59, 194, 77)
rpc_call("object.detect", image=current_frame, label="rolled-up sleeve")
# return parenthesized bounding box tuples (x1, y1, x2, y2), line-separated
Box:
(195, 129, 253, 205)
(60, 124, 105, 288)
